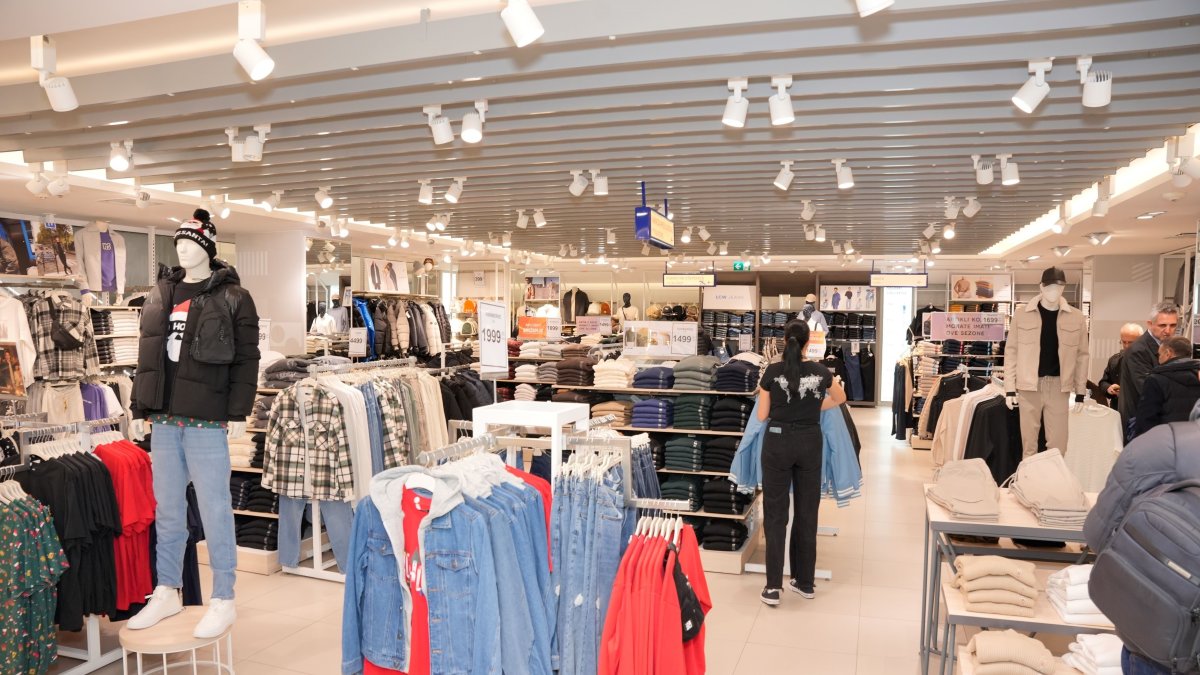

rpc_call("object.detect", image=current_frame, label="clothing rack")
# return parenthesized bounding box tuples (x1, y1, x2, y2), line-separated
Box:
(563, 432, 693, 512)
(417, 432, 499, 466)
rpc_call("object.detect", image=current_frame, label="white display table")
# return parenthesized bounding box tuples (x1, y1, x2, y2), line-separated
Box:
(471, 400, 590, 485)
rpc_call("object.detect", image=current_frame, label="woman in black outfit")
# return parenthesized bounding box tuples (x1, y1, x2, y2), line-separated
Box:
(757, 319, 846, 606)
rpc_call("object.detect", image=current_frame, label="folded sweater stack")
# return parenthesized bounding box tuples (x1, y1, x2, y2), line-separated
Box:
(663, 435, 705, 472)
(515, 363, 540, 381)
(673, 394, 715, 430)
(591, 400, 633, 426)
(702, 478, 753, 515)
(556, 357, 596, 386)
(579, 334, 603, 347)
(703, 436, 739, 472)
(261, 357, 313, 389)
(710, 397, 752, 432)
(541, 343, 565, 360)
(1047, 565, 1112, 627)
(536, 362, 559, 383)
(660, 477, 702, 511)
(966, 629, 1057, 675)
(953, 555, 1039, 617)
(515, 383, 538, 401)
(518, 341, 545, 359)
(714, 359, 761, 393)
(1062, 633, 1123, 675)
(633, 366, 674, 390)
(593, 359, 637, 389)
(701, 520, 749, 551)
(561, 343, 592, 359)
(672, 355, 721, 391)
(928, 458, 1000, 521)
(632, 398, 674, 429)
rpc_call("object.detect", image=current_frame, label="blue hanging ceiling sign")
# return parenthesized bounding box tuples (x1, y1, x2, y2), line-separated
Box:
(633, 181, 674, 249)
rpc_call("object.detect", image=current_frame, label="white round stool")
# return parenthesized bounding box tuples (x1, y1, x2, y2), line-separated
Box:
(118, 607, 234, 675)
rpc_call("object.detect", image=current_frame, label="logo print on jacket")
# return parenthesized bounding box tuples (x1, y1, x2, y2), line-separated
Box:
(166, 299, 191, 362)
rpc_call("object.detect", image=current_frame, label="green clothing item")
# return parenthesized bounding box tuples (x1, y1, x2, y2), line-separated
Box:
(1, 496, 68, 675)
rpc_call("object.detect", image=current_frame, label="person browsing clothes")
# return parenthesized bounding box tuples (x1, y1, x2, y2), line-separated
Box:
(756, 319, 846, 607)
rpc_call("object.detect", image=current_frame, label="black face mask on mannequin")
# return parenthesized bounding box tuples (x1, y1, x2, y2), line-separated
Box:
(623, 293, 632, 308)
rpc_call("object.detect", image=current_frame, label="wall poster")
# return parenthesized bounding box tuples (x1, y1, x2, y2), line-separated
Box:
(819, 285, 876, 311)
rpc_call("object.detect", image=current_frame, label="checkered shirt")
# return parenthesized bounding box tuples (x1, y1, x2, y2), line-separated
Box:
(373, 378, 410, 469)
(28, 295, 99, 382)
(262, 384, 354, 500)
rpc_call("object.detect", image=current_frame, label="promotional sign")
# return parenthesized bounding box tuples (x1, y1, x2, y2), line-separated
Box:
(662, 273, 715, 288)
(622, 321, 697, 357)
(472, 270, 486, 288)
(575, 315, 612, 335)
(341, 287, 353, 307)
(870, 273, 929, 288)
(929, 312, 1007, 341)
(545, 318, 563, 340)
(522, 276, 560, 301)
(362, 258, 411, 294)
(477, 301, 508, 370)
(737, 334, 753, 352)
(634, 206, 674, 249)
(819, 285, 876, 312)
(348, 327, 368, 357)
(517, 316, 547, 340)
(778, 294, 792, 310)
(701, 285, 756, 311)
(805, 330, 827, 360)
(257, 319, 271, 356)
(732, 261, 752, 272)
(949, 273, 1012, 302)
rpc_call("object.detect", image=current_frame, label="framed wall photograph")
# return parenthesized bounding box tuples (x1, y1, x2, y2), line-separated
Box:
(949, 273, 1013, 302)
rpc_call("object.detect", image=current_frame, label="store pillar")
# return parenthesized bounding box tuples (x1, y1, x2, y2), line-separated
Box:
(235, 231, 307, 355)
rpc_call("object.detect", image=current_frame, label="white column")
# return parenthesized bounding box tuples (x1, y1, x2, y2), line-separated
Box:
(236, 231, 306, 356)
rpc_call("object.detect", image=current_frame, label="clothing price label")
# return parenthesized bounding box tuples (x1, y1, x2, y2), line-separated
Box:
(546, 317, 562, 340)
(348, 327, 368, 357)
(257, 319, 271, 355)
(805, 330, 827, 360)
(476, 301, 508, 370)
(737, 334, 752, 352)
(670, 323, 698, 356)
(575, 315, 610, 335)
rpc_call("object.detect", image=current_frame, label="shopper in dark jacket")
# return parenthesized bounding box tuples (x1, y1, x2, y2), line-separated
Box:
(1134, 336, 1200, 437)
(1119, 302, 1179, 439)
(1097, 323, 1144, 409)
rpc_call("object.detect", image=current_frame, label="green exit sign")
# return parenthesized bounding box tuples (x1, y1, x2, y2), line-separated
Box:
(732, 261, 753, 271)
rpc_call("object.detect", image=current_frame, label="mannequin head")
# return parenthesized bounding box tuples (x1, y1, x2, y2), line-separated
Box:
(1039, 266, 1068, 308)
(176, 239, 210, 278)
(174, 210, 217, 281)
(622, 292, 632, 307)
(318, 302, 328, 315)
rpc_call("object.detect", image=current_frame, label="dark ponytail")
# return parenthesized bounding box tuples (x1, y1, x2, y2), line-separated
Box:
(782, 319, 810, 394)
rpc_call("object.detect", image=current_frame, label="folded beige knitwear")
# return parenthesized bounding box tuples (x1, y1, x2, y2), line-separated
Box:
(965, 589, 1036, 608)
(964, 601, 1036, 618)
(954, 574, 1038, 599)
(974, 663, 1046, 675)
(955, 555, 1038, 588)
(969, 629, 1056, 674)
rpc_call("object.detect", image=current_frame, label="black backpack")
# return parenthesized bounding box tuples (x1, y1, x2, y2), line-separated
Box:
(1089, 423, 1200, 673)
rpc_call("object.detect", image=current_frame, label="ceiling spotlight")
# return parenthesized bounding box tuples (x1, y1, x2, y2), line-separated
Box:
(930, 239, 942, 254)
(437, 213, 450, 231)
(922, 223, 937, 239)
(814, 225, 826, 243)
(487, 231, 499, 246)
(927, 257, 937, 267)
(500, 0, 545, 48)
(773, 160, 795, 191)
(587, 169, 608, 196)
(568, 245, 578, 257)
(515, 210, 529, 229)
(423, 105, 454, 145)
(943, 197, 960, 220)
(1050, 202, 1068, 234)
(1171, 166, 1193, 189)
(803, 225, 815, 241)
(697, 226, 711, 242)
(943, 222, 957, 240)
(133, 180, 150, 208)
(1012, 59, 1053, 114)
(214, 195, 231, 219)
(444, 177, 465, 204)
(559, 244, 568, 256)
(641, 241, 651, 256)
(108, 140, 133, 172)
(832, 158, 854, 189)
(971, 155, 995, 185)
(606, 228, 616, 244)
(856, 0, 894, 18)
(568, 170, 589, 197)
(425, 217, 436, 232)
(25, 165, 47, 196)
(399, 232, 411, 248)
(226, 124, 270, 162)
(1086, 232, 1112, 246)
(460, 100, 488, 143)
(31, 35, 79, 112)
(855, 252, 864, 264)
(596, 253, 607, 265)
(1052, 246, 1072, 257)
(232, 0, 275, 81)
(418, 179, 433, 205)
(387, 228, 399, 247)
(800, 199, 816, 221)
(337, 218, 350, 238)
(314, 188, 333, 209)
(844, 240, 855, 255)
(722, 78, 749, 128)
(261, 190, 282, 211)
(832, 241, 842, 255)
(706, 242, 717, 255)
(502, 231, 512, 247)
(680, 227, 693, 244)
(768, 76, 795, 126)
(997, 154, 1019, 185)
(963, 197, 982, 218)
(1077, 56, 1112, 108)
(442, 252, 452, 264)
(533, 209, 546, 228)
(760, 253, 772, 265)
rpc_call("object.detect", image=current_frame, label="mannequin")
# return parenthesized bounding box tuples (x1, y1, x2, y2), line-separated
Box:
(75, 220, 127, 305)
(561, 286, 590, 323)
(617, 292, 640, 322)
(127, 210, 260, 639)
(310, 301, 337, 335)
(1003, 266, 1089, 458)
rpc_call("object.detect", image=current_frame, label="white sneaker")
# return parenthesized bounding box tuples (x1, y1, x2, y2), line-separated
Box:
(193, 598, 237, 639)
(126, 586, 182, 630)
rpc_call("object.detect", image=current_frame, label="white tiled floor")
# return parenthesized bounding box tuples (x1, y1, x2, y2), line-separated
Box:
(51, 406, 939, 675)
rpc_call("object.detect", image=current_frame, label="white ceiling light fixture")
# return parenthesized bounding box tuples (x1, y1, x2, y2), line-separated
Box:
(568, 245, 578, 257)
(1076, 56, 1112, 108)
(226, 124, 270, 162)
(922, 222, 938, 239)
(605, 228, 616, 245)
(1092, 176, 1112, 217)
(502, 231, 512, 247)
(213, 195, 231, 219)
(500, 0, 545, 48)
(1012, 58, 1053, 114)
(760, 253, 772, 265)
(722, 78, 750, 128)
(232, 0, 275, 81)
(832, 241, 842, 255)
(444, 177, 466, 204)
(800, 199, 816, 221)
(768, 75, 795, 126)
(843, 240, 855, 255)
(1086, 232, 1112, 246)
(814, 225, 826, 243)
(417, 179, 434, 205)
(25, 163, 48, 196)
(108, 140, 133, 172)
(641, 242, 651, 256)
(437, 213, 450, 231)
(558, 244, 568, 257)
(387, 228, 399, 247)
(1052, 246, 1072, 257)
(487, 232, 499, 246)
(697, 226, 711, 242)
(425, 217, 437, 232)
(680, 227, 693, 244)
(930, 239, 942, 254)
(460, 100, 488, 143)
(314, 188, 333, 209)
(443, 252, 452, 264)
(943, 197, 960, 220)
(1171, 166, 1193, 188)
(831, 158, 854, 189)
(261, 190, 283, 212)
(706, 242, 717, 255)
(133, 179, 151, 208)
(997, 154, 1019, 186)
(400, 232, 411, 248)
(533, 209, 547, 228)
(423, 105, 454, 145)
(943, 221, 957, 240)
(773, 160, 795, 191)
(856, 0, 894, 18)
(30, 35, 79, 112)
(515, 210, 529, 230)
(568, 170, 589, 197)
(803, 225, 815, 241)
(962, 197, 982, 219)
(337, 218, 350, 238)
(589, 169, 608, 196)
(1050, 202, 1068, 234)
(971, 154, 995, 185)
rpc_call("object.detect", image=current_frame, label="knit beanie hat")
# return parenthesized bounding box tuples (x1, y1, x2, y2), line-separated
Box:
(174, 209, 218, 261)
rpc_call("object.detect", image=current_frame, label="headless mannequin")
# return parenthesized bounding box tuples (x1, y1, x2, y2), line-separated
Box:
(130, 239, 247, 441)
(81, 220, 122, 306)
(618, 292, 639, 321)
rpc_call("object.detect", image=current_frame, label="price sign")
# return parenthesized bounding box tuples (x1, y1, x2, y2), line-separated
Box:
(576, 315, 611, 335)
(349, 327, 368, 357)
(517, 317, 547, 340)
(477, 301, 508, 370)
(929, 312, 1006, 341)
(670, 323, 698, 356)
(473, 270, 486, 288)
(805, 330, 826, 360)
(546, 318, 562, 340)
(257, 319, 271, 355)
(737, 333, 752, 352)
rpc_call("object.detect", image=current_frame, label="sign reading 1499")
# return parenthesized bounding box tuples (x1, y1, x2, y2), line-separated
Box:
(732, 261, 753, 271)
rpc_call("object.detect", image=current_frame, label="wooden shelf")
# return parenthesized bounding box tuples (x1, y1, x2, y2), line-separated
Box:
(99, 361, 137, 368)
(231, 466, 264, 474)
(614, 426, 744, 436)
(88, 305, 140, 311)
(510, 356, 562, 362)
(664, 492, 761, 521)
(256, 387, 282, 394)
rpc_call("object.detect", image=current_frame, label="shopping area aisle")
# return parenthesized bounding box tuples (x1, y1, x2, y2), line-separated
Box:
(50, 407, 932, 675)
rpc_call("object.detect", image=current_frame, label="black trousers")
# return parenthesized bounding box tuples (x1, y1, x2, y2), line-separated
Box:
(760, 421, 823, 589)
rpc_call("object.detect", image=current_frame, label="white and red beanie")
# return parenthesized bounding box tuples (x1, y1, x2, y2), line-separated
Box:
(174, 209, 218, 261)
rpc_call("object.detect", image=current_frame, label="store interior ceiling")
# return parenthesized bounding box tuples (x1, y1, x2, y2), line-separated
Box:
(0, 0, 1198, 270)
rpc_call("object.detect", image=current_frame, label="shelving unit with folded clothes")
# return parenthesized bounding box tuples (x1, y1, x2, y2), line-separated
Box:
(700, 309, 757, 355)
(89, 305, 142, 368)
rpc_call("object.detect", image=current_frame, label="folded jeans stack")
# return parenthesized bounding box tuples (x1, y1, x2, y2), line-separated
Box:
(966, 629, 1057, 675)
(702, 436, 739, 472)
(714, 359, 761, 393)
(592, 359, 637, 389)
(633, 366, 675, 390)
(515, 363, 540, 381)
(672, 355, 721, 391)
(672, 394, 715, 430)
(1009, 449, 1091, 527)
(1047, 565, 1113, 627)
(591, 400, 633, 426)
(702, 520, 748, 551)
(536, 362, 559, 383)
(631, 398, 674, 429)
(710, 396, 752, 432)
(952, 555, 1039, 617)
(928, 458, 1001, 521)
(556, 357, 597, 386)
(701, 477, 752, 515)
(660, 477, 701, 511)
(1062, 633, 1124, 675)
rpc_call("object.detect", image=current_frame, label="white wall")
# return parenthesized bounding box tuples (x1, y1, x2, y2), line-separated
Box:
(1088, 254, 1159, 380)
(236, 231, 307, 356)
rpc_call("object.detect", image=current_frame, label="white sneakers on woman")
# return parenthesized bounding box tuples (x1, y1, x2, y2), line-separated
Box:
(125, 585, 237, 638)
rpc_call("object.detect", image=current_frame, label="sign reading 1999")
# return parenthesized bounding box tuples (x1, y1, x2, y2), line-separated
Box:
(477, 301, 509, 370)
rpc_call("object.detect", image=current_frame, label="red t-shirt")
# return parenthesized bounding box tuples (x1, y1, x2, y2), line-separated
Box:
(95, 440, 156, 611)
(654, 548, 687, 675)
(678, 527, 712, 675)
(364, 487, 432, 675)
(503, 465, 553, 571)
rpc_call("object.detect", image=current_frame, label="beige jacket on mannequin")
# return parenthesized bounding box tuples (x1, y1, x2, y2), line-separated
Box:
(74, 223, 127, 295)
(1003, 298, 1089, 394)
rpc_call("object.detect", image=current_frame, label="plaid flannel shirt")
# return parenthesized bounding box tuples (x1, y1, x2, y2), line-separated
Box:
(372, 378, 410, 469)
(262, 384, 354, 501)
(28, 295, 99, 382)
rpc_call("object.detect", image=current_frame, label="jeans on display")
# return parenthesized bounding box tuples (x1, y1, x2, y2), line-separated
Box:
(151, 424, 238, 599)
(845, 353, 864, 401)
(760, 421, 823, 590)
(589, 467, 626, 673)
(1121, 648, 1172, 674)
(277, 495, 354, 569)
(357, 382, 385, 475)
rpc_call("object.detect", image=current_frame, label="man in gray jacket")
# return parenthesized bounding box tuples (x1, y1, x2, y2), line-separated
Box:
(1118, 302, 1180, 440)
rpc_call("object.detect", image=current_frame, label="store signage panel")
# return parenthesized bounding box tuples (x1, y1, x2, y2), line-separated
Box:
(702, 285, 756, 311)
(634, 206, 674, 249)
(929, 312, 1006, 341)
(477, 301, 509, 370)
(662, 273, 715, 288)
(819, 285, 876, 312)
(349, 327, 368, 357)
(362, 257, 411, 294)
(732, 261, 752, 271)
(517, 316, 547, 340)
(949, 273, 1012, 302)
(622, 321, 697, 357)
(545, 318, 562, 340)
(805, 330, 826, 360)
(575, 315, 611, 335)
(870, 273, 929, 288)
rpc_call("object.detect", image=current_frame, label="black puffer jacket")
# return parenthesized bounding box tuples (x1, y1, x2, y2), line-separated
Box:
(1134, 358, 1200, 437)
(132, 260, 260, 421)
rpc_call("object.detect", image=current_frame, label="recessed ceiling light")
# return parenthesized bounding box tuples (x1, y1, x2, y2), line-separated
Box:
(316, 131, 331, 136)
(320, 167, 333, 171)
(106, 120, 130, 126)
(1137, 211, 1166, 220)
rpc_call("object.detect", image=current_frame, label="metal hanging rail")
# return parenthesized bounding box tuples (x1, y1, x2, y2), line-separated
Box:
(417, 432, 498, 466)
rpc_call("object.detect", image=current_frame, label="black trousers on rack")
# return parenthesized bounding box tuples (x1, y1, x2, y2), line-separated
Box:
(761, 420, 822, 590)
